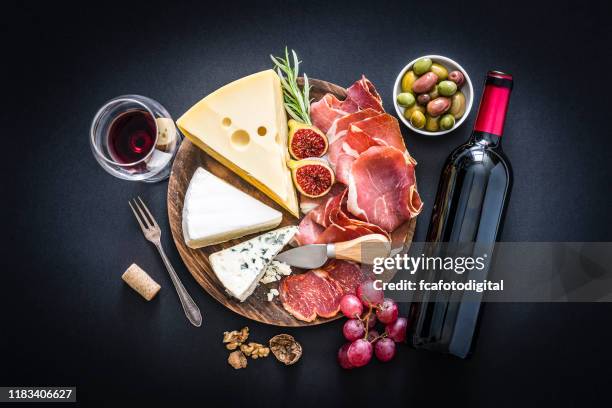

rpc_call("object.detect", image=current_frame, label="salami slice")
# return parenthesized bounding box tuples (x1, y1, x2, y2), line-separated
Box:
(322, 260, 374, 295)
(279, 269, 343, 322)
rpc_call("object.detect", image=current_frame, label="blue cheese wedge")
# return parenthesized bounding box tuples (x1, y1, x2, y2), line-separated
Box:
(182, 168, 282, 248)
(209, 226, 298, 302)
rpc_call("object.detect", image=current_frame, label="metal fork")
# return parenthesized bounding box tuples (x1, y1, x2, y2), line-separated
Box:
(129, 197, 202, 327)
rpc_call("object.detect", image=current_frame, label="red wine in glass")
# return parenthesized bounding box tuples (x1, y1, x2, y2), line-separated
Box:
(108, 109, 156, 164)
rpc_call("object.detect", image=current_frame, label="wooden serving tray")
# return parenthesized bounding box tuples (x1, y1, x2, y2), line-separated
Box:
(167, 78, 416, 326)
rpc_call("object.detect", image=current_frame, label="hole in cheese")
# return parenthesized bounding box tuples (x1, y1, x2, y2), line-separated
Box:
(230, 129, 250, 149)
(222, 117, 232, 127)
(257, 126, 267, 136)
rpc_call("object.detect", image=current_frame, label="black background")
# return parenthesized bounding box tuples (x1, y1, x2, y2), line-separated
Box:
(4, 0, 612, 406)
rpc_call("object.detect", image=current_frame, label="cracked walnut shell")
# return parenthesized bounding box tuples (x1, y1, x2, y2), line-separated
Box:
(269, 334, 302, 365)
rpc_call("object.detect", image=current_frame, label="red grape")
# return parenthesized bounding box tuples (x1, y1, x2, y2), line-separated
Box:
(337, 343, 354, 369)
(366, 329, 380, 343)
(376, 298, 399, 324)
(339, 294, 363, 318)
(356, 280, 384, 307)
(347, 339, 373, 367)
(343, 318, 365, 342)
(385, 317, 408, 343)
(366, 313, 377, 329)
(374, 337, 396, 362)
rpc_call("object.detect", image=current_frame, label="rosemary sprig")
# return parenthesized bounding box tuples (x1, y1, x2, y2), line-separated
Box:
(270, 48, 312, 125)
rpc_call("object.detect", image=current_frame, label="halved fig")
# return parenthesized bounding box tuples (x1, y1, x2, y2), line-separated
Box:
(288, 119, 328, 160)
(288, 159, 335, 198)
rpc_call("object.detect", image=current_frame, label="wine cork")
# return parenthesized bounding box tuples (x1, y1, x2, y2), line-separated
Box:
(122, 263, 161, 301)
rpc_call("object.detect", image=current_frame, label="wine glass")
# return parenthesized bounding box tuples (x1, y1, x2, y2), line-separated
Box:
(90, 95, 182, 182)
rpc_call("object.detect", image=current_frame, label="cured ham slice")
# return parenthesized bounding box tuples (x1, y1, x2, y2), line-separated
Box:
(310, 94, 357, 134)
(294, 185, 345, 245)
(322, 260, 374, 295)
(294, 188, 390, 245)
(292, 214, 324, 246)
(344, 113, 407, 157)
(328, 135, 356, 185)
(310, 75, 382, 135)
(305, 184, 346, 225)
(327, 110, 380, 185)
(280, 269, 343, 322)
(345, 76, 384, 113)
(299, 184, 345, 216)
(347, 146, 423, 232)
(327, 108, 379, 144)
(330, 114, 416, 185)
(332, 152, 355, 185)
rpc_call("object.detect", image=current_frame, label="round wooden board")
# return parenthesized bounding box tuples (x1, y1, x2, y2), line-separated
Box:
(167, 78, 416, 326)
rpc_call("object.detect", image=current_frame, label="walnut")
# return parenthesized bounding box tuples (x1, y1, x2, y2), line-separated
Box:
(223, 327, 249, 344)
(269, 334, 302, 365)
(223, 327, 249, 350)
(227, 351, 247, 369)
(240, 342, 270, 359)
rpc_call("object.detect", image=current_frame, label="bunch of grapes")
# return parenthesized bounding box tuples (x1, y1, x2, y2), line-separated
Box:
(337, 280, 410, 369)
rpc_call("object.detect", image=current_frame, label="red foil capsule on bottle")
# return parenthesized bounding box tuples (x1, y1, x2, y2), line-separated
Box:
(473, 71, 513, 136)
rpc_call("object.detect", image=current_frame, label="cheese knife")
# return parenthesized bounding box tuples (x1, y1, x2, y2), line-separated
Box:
(275, 234, 391, 269)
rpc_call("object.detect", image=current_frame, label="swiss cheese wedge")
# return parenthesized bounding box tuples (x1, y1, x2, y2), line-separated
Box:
(177, 70, 299, 217)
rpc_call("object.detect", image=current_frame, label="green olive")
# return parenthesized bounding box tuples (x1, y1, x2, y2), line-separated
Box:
(430, 63, 448, 81)
(450, 91, 466, 119)
(440, 114, 455, 130)
(403, 104, 425, 120)
(425, 115, 440, 132)
(413, 58, 432, 75)
(438, 80, 457, 96)
(410, 111, 426, 129)
(401, 70, 418, 93)
(428, 85, 439, 99)
(396, 92, 415, 108)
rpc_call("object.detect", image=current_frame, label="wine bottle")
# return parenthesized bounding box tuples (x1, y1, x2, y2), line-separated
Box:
(411, 71, 514, 358)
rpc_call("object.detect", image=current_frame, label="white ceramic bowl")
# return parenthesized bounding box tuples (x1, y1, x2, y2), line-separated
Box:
(393, 55, 474, 136)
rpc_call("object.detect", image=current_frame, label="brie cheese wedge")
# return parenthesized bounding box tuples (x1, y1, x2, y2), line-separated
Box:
(182, 167, 282, 248)
(209, 226, 298, 302)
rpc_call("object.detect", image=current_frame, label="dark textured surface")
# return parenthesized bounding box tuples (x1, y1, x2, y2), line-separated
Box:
(3, 0, 612, 406)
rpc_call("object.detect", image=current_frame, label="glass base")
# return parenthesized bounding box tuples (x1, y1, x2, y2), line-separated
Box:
(142, 166, 171, 183)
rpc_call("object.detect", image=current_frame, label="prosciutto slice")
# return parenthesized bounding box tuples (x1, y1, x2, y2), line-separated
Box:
(327, 110, 380, 185)
(299, 184, 345, 216)
(347, 146, 423, 232)
(331, 152, 355, 186)
(327, 108, 379, 144)
(291, 214, 324, 246)
(343, 113, 407, 157)
(310, 75, 381, 134)
(294, 188, 389, 245)
(345, 76, 384, 113)
(279, 269, 343, 322)
(310, 94, 357, 134)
